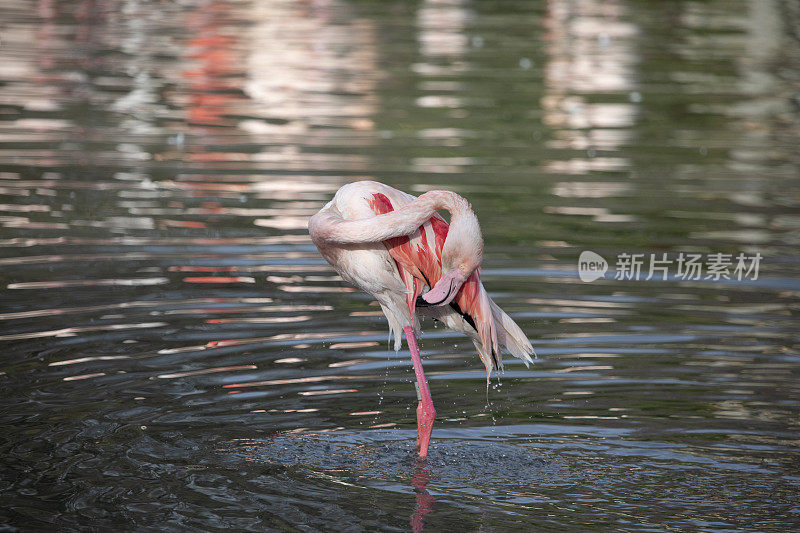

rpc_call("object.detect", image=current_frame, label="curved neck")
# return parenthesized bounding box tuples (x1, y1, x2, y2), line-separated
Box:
(419, 190, 471, 222)
(310, 188, 477, 245)
(419, 189, 483, 258)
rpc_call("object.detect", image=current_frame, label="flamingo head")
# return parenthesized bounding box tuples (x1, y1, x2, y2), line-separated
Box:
(421, 211, 483, 307)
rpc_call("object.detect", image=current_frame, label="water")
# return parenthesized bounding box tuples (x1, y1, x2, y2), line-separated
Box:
(1, 0, 799, 530)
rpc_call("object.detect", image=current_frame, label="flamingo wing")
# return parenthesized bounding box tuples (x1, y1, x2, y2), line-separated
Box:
(367, 192, 501, 373)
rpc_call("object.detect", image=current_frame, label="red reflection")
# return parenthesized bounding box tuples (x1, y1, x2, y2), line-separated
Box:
(410, 463, 435, 533)
(183, 2, 240, 130)
(160, 220, 207, 229)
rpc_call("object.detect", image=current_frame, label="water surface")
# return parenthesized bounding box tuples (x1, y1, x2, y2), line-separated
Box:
(1, 0, 799, 530)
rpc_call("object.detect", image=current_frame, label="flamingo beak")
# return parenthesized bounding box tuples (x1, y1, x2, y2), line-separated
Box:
(420, 269, 465, 307)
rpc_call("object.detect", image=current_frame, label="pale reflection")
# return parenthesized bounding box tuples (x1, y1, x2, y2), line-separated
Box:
(298, 390, 357, 397)
(243, 0, 378, 172)
(349, 311, 384, 317)
(254, 217, 310, 230)
(182, 276, 256, 284)
(157, 365, 258, 379)
(418, 0, 470, 58)
(0, 297, 290, 320)
(525, 297, 633, 308)
(545, 157, 629, 175)
(411, 156, 477, 174)
(279, 285, 357, 293)
(554, 365, 613, 373)
(544, 204, 635, 222)
(245, 2, 378, 121)
(206, 316, 312, 325)
(368, 422, 396, 429)
(163, 304, 332, 315)
(552, 181, 632, 198)
(542, 0, 639, 172)
(0, 322, 165, 342)
(0, 235, 312, 248)
(62, 372, 106, 382)
(223, 374, 375, 389)
(49, 355, 130, 367)
(559, 317, 616, 324)
(194, 330, 379, 352)
(676, 0, 789, 196)
(562, 415, 620, 420)
(329, 342, 379, 350)
(329, 359, 371, 368)
(551, 352, 621, 359)
(414, 0, 472, 135)
(111, 0, 170, 140)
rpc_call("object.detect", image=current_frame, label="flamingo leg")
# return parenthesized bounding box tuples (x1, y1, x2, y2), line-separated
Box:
(403, 326, 436, 459)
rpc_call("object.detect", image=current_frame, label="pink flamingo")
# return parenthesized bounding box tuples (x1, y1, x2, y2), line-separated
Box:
(309, 181, 534, 459)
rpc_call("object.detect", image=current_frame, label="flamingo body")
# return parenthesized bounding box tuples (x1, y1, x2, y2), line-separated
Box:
(309, 181, 534, 458)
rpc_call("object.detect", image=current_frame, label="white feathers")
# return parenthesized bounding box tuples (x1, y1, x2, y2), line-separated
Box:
(490, 300, 536, 367)
(309, 180, 535, 374)
(440, 207, 483, 273)
(418, 294, 535, 372)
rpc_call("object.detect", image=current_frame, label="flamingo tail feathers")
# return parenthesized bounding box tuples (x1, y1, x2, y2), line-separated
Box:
(489, 300, 536, 367)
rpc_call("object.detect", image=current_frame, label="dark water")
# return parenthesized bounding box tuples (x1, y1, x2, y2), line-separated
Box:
(1, 0, 800, 530)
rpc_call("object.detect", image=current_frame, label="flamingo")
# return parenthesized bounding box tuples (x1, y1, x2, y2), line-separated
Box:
(308, 181, 534, 459)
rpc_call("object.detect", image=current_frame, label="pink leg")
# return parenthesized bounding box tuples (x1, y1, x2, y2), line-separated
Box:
(404, 326, 436, 460)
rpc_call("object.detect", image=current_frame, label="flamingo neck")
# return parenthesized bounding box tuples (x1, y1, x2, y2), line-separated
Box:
(418, 189, 483, 267)
(420, 190, 471, 221)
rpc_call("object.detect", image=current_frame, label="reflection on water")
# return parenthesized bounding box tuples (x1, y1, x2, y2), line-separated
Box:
(1, 0, 800, 530)
(542, 0, 638, 175)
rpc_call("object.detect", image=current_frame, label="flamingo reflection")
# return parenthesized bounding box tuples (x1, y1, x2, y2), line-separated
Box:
(410, 462, 435, 532)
